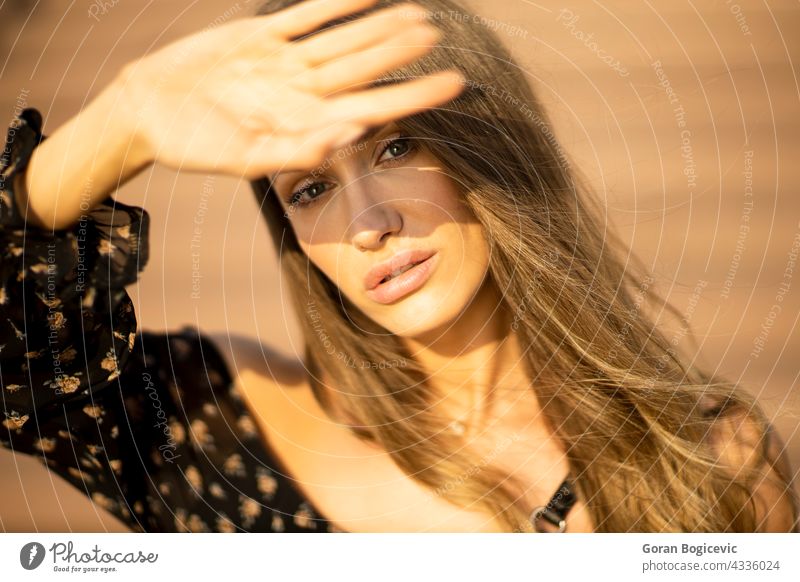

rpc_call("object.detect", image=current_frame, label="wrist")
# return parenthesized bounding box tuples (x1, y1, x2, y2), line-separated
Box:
(103, 65, 154, 174)
(20, 75, 155, 231)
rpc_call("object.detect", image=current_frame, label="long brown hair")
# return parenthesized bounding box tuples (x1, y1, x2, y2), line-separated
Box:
(250, 0, 797, 531)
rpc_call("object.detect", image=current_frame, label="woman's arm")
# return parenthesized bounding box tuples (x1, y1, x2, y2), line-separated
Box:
(14, 81, 150, 231)
(15, 0, 463, 232)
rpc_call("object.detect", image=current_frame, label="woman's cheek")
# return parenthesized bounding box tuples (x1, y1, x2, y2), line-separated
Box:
(305, 247, 346, 289)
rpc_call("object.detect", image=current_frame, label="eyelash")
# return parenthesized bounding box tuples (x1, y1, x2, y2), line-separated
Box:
(285, 135, 417, 209)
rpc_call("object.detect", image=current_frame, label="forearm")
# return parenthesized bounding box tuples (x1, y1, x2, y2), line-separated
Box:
(16, 77, 152, 231)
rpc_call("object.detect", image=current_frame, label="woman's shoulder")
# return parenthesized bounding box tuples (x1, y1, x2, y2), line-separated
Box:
(702, 401, 798, 532)
(200, 329, 340, 450)
(133, 326, 335, 531)
(136, 326, 311, 443)
(203, 330, 307, 387)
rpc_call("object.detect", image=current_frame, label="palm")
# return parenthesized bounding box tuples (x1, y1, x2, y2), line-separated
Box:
(119, 0, 465, 179)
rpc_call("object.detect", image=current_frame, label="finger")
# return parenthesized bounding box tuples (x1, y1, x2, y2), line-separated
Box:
(326, 70, 466, 127)
(266, 0, 380, 40)
(244, 122, 367, 175)
(308, 24, 443, 95)
(294, 2, 429, 67)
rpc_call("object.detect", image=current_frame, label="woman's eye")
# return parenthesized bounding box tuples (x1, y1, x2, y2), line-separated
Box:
(377, 136, 415, 164)
(288, 182, 330, 207)
(286, 136, 415, 209)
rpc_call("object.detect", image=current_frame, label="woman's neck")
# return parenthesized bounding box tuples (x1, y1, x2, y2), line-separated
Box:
(400, 278, 539, 434)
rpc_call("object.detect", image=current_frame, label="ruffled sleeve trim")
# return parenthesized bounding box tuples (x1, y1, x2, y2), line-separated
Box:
(0, 106, 150, 309)
(0, 107, 46, 228)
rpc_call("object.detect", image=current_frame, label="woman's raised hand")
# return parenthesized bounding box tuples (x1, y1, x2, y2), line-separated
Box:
(117, 0, 464, 179)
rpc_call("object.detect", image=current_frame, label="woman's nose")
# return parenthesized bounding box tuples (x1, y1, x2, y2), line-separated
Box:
(347, 184, 403, 252)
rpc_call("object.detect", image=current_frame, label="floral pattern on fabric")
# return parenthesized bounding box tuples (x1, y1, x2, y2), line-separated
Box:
(0, 107, 335, 532)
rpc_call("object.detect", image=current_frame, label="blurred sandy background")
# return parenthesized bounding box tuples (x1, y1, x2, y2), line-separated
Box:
(1, 0, 798, 532)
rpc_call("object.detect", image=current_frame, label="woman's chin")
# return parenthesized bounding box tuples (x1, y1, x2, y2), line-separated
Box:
(368, 293, 468, 339)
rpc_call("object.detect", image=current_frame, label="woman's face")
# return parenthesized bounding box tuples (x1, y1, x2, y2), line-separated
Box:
(270, 122, 492, 338)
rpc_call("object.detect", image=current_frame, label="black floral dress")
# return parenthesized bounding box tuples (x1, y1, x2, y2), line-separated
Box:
(0, 108, 336, 532)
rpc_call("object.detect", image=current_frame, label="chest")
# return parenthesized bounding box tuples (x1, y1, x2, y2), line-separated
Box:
(236, 373, 594, 533)
(307, 430, 595, 532)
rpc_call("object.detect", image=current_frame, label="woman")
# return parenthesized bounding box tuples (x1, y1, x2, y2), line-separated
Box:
(1, 0, 796, 533)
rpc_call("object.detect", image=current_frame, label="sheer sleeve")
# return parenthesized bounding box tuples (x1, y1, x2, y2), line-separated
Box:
(0, 107, 157, 529)
(0, 108, 149, 402)
(0, 107, 333, 533)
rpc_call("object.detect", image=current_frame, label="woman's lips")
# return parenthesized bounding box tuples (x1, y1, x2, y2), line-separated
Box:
(364, 248, 437, 291)
(365, 252, 439, 304)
